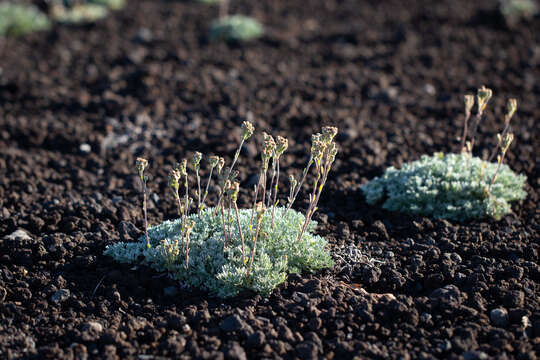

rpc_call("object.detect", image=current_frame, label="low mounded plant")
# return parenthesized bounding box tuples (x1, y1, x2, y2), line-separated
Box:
(0, 3, 51, 37)
(499, 0, 538, 25)
(51, 2, 109, 24)
(209, 15, 264, 42)
(105, 123, 338, 297)
(51, 0, 125, 24)
(362, 86, 527, 222)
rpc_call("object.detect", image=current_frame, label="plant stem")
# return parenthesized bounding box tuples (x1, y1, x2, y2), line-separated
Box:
(270, 160, 280, 228)
(246, 216, 263, 280)
(196, 168, 201, 218)
(141, 178, 150, 248)
(233, 202, 245, 264)
(460, 109, 471, 152)
(286, 156, 313, 213)
(220, 197, 228, 246)
(216, 138, 245, 210)
(249, 183, 258, 233)
(201, 166, 214, 210)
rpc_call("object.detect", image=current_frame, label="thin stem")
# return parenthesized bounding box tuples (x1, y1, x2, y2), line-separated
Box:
(226, 198, 232, 245)
(219, 0, 229, 18)
(196, 168, 202, 218)
(249, 183, 258, 233)
(246, 217, 263, 280)
(267, 157, 277, 208)
(468, 112, 483, 155)
(286, 156, 313, 212)
(489, 152, 507, 193)
(220, 197, 228, 246)
(201, 167, 214, 208)
(176, 196, 182, 218)
(460, 109, 471, 152)
(233, 202, 245, 264)
(261, 170, 268, 210)
(141, 178, 149, 248)
(216, 138, 245, 210)
(488, 122, 511, 162)
(270, 160, 280, 228)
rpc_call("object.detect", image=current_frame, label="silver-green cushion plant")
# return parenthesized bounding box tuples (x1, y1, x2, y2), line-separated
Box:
(104, 207, 332, 297)
(0, 3, 51, 37)
(362, 87, 527, 222)
(51, 3, 108, 24)
(105, 123, 338, 297)
(362, 152, 526, 221)
(209, 15, 264, 42)
(499, 0, 538, 25)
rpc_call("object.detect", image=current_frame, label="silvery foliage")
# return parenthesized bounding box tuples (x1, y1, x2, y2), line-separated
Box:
(104, 207, 332, 297)
(0, 3, 50, 37)
(361, 152, 527, 221)
(209, 15, 264, 42)
(499, 0, 538, 25)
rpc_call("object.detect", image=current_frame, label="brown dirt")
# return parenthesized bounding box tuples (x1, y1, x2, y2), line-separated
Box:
(0, 0, 539, 359)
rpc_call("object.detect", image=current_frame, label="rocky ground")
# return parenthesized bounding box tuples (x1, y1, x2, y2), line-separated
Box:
(0, 0, 539, 359)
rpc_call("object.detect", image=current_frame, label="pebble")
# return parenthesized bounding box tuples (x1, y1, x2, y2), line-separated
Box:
(4, 229, 33, 244)
(224, 341, 247, 360)
(80, 143, 91, 153)
(82, 321, 103, 333)
(220, 315, 247, 332)
(51, 289, 70, 304)
(490, 308, 509, 327)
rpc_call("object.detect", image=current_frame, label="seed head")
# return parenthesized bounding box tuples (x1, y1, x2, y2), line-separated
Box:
(322, 126, 338, 142)
(136, 157, 148, 177)
(506, 98, 517, 123)
(288, 174, 296, 186)
(311, 137, 326, 161)
(176, 159, 188, 177)
(217, 157, 225, 174)
(168, 169, 181, 194)
(262, 132, 276, 168)
(464, 94, 474, 114)
(229, 181, 240, 203)
(501, 133, 514, 153)
(241, 121, 255, 140)
(275, 136, 288, 157)
(255, 201, 266, 218)
(209, 155, 219, 168)
(193, 152, 202, 168)
(328, 141, 338, 163)
(476, 85, 493, 114)
(263, 133, 276, 156)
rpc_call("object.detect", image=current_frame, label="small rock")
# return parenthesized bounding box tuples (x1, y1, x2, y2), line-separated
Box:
(51, 289, 70, 304)
(80, 143, 91, 153)
(490, 308, 509, 327)
(118, 221, 140, 241)
(224, 341, 247, 360)
(372, 220, 389, 240)
(246, 331, 265, 348)
(296, 341, 319, 359)
(135, 27, 153, 43)
(161, 335, 186, 355)
(4, 229, 33, 245)
(463, 350, 489, 360)
(82, 321, 103, 333)
(220, 315, 247, 332)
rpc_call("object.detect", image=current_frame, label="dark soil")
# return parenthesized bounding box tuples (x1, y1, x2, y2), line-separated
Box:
(1, 0, 539, 359)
